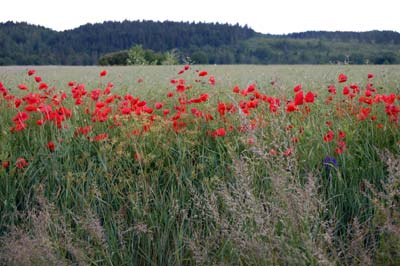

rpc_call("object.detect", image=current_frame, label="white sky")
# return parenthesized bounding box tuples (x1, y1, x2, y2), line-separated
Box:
(1, 0, 398, 34)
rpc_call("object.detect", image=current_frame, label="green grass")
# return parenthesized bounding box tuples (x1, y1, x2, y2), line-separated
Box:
(0, 65, 399, 265)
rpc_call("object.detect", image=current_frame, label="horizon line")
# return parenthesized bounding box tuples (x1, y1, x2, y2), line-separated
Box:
(1, 19, 399, 35)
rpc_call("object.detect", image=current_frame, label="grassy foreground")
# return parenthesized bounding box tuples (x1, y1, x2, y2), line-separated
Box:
(0, 65, 399, 265)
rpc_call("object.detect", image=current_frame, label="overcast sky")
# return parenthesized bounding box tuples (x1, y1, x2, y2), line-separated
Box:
(1, 0, 398, 34)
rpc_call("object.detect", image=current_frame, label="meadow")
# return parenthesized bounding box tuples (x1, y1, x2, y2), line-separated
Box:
(0, 65, 399, 265)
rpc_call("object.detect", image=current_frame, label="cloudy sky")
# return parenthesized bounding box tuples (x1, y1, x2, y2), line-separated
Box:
(1, 0, 398, 34)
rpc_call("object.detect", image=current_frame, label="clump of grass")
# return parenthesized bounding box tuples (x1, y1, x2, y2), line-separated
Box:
(320, 149, 400, 266)
(368, 149, 400, 265)
(185, 114, 334, 265)
(0, 188, 84, 266)
(0, 186, 118, 266)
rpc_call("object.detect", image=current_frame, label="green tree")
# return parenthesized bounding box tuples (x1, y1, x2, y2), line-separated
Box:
(127, 45, 147, 65)
(162, 49, 179, 65)
(191, 51, 209, 64)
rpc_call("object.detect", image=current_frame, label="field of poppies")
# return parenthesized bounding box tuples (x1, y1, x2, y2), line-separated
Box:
(0, 65, 399, 265)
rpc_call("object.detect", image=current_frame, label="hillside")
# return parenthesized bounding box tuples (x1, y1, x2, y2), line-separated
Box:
(0, 21, 399, 65)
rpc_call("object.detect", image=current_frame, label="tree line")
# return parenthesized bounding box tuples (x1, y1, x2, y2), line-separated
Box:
(1, 21, 400, 65)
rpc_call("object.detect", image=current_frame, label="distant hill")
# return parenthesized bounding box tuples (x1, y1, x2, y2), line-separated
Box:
(286, 30, 400, 44)
(0, 21, 399, 65)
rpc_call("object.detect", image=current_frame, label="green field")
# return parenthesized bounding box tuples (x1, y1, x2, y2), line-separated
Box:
(0, 65, 399, 265)
(2, 65, 400, 91)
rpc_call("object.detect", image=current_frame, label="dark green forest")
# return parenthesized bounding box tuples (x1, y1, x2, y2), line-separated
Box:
(1, 20, 400, 65)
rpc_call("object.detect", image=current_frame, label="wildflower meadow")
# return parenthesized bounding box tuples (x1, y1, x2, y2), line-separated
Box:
(0, 65, 399, 265)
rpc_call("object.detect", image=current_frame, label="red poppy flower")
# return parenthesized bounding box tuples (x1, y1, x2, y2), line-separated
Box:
(28, 69, 36, 76)
(143, 124, 150, 132)
(47, 141, 56, 152)
(38, 82, 48, 90)
(178, 70, 185, 75)
(120, 107, 131, 115)
(102, 86, 111, 96)
(323, 130, 334, 142)
(173, 120, 187, 132)
(199, 71, 208, 77)
(90, 89, 101, 101)
(342, 86, 350, 95)
(18, 84, 28, 90)
(34, 76, 42, 83)
(142, 106, 154, 114)
(213, 127, 226, 137)
(217, 103, 226, 116)
(338, 73, 347, 83)
(328, 85, 336, 94)
(233, 85, 240, 93)
(2, 161, 9, 169)
(337, 141, 346, 149)
(246, 84, 256, 93)
(155, 102, 163, 109)
(184, 65, 190, 70)
(381, 94, 396, 105)
(200, 93, 209, 102)
(15, 158, 28, 169)
(68, 81, 76, 87)
(338, 130, 346, 139)
(93, 133, 108, 142)
(208, 75, 216, 85)
(367, 73, 374, 79)
(304, 91, 315, 103)
(293, 84, 302, 92)
(269, 104, 278, 113)
(286, 125, 294, 131)
(335, 147, 344, 154)
(163, 109, 170, 116)
(95, 101, 106, 109)
(104, 96, 114, 104)
(283, 147, 293, 156)
(191, 107, 201, 116)
(176, 84, 185, 93)
(99, 70, 107, 77)
(38, 105, 51, 118)
(14, 98, 22, 108)
(365, 89, 373, 97)
(167, 92, 174, 98)
(350, 84, 360, 93)
(357, 108, 371, 121)
(75, 126, 92, 136)
(72, 98, 82, 105)
(286, 102, 297, 112)
(13, 112, 29, 123)
(25, 105, 38, 112)
(203, 113, 213, 121)
(294, 91, 304, 105)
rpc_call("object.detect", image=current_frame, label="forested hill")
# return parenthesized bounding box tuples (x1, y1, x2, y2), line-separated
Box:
(1, 20, 400, 65)
(286, 31, 400, 44)
(0, 21, 255, 65)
